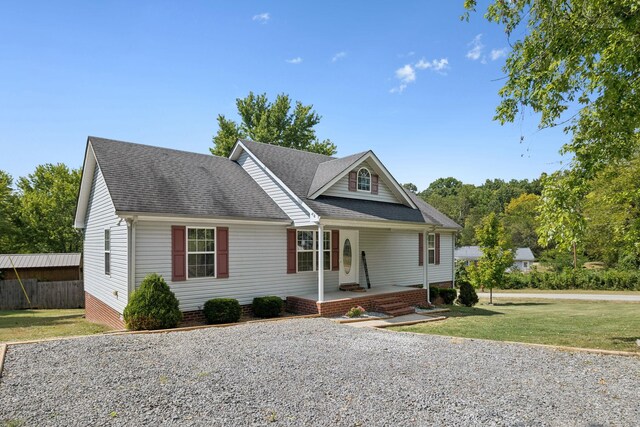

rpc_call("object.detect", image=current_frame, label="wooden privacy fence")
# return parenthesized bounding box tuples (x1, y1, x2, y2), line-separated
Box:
(0, 280, 84, 310)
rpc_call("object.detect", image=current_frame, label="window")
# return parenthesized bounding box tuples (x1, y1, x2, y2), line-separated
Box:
(427, 233, 436, 264)
(297, 230, 331, 272)
(187, 228, 216, 278)
(357, 168, 371, 192)
(104, 229, 110, 275)
(523, 261, 529, 269)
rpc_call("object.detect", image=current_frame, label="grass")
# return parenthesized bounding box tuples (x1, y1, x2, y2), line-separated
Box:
(393, 299, 640, 352)
(485, 288, 640, 295)
(0, 309, 111, 343)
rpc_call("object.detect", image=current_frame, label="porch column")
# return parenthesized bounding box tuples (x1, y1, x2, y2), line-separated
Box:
(318, 224, 324, 302)
(423, 229, 430, 304)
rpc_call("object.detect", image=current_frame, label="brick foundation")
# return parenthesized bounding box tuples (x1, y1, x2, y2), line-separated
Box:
(431, 281, 454, 289)
(85, 292, 125, 329)
(287, 288, 428, 317)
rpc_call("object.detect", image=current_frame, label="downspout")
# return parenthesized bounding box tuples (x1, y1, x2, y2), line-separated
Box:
(451, 232, 456, 289)
(126, 216, 137, 299)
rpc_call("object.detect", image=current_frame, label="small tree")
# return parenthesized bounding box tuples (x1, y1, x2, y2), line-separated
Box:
(123, 274, 182, 330)
(468, 212, 514, 304)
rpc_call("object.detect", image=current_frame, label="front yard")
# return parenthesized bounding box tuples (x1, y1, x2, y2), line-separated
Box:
(0, 309, 111, 343)
(393, 299, 640, 352)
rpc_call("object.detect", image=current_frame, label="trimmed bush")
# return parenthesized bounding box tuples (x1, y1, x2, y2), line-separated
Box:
(203, 298, 241, 324)
(123, 273, 182, 330)
(439, 288, 457, 305)
(429, 286, 440, 299)
(457, 280, 479, 307)
(252, 296, 284, 318)
(346, 306, 366, 318)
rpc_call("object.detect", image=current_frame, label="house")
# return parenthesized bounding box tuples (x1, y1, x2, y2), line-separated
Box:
(455, 246, 535, 272)
(75, 137, 461, 328)
(0, 253, 82, 281)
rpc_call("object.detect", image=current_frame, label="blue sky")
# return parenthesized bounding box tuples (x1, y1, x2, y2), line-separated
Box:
(0, 1, 570, 190)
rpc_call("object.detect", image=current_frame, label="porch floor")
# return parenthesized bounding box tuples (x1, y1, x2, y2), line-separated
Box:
(287, 285, 428, 317)
(293, 285, 423, 303)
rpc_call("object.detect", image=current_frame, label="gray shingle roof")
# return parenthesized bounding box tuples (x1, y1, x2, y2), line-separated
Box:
(0, 253, 81, 269)
(240, 139, 461, 229)
(307, 151, 369, 196)
(89, 137, 288, 221)
(455, 246, 535, 261)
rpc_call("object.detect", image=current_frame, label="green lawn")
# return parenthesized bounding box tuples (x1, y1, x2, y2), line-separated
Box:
(487, 289, 640, 295)
(393, 299, 640, 352)
(0, 309, 111, 343)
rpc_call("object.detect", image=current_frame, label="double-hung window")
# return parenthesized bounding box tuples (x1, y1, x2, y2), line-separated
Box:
(297, 230, 331, 272)
(187, 227, 216, 278)
(427, 233, 436, 264)
(104, 229, 110, 275)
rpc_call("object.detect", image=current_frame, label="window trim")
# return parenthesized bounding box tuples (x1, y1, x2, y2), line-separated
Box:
(104, 228, 111, 276)
(186, 226, 217, 280)
(296, 229, 331, 273)
(427, 233, 436, 265)
(356, 167, 371, 193)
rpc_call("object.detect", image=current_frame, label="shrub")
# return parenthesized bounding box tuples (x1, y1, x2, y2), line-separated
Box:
(429, 286, 440, 299)
(123, 273, 182, 330)
(457, 280, 479, 307)
(501, 269, 640, 291)
(346, 306, 366, 318)
(252, 296, 284, 318)
(203, 298, 241, 324)
(439, 288, 457, 305)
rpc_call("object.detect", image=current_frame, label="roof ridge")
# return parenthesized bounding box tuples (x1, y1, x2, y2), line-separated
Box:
(88, 136, 230, 161)
(239, 138, 337, 160)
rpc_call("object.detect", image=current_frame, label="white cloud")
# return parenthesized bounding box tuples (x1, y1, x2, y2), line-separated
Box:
(490, 48, 508, 60)
(395, 64, 416, 83)
(285, 57, 303, 64)
(389, 84, 407, 94)
(466, 34, 484, 61)
(415, 58, 449, 73)
(252, 12, 270, 23)
(331, 51, 347, 62)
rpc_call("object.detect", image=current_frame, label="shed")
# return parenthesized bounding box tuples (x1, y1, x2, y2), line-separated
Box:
(0, 253, 82, 281)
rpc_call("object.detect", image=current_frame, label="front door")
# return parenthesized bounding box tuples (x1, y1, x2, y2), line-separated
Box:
(339, 230, 359, 284)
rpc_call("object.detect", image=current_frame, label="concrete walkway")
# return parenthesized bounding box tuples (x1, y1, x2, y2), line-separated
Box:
(477, 292, 640, 302)
(345, 313, 446, 328)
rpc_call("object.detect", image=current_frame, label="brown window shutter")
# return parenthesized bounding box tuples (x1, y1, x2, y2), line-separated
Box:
(348, 171, 357, 191)
(435, 233, 441, 265)
(287, 228, 297, 274)
(418, 233, 424, 266)
(217, 227, 229, 278)
(371, 174, 379, 194)
(331, 229, 339, 271)
(171, 226, 186, 281)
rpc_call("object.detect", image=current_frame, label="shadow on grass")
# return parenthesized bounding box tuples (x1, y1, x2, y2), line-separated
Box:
(448, 306, 503, 318)
(611, 336, 640, 344)
(490, 302, 552, 307)
(0, 312, 84, 329)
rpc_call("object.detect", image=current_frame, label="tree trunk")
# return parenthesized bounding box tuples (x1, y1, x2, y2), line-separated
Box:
(489, 287, 493, 305)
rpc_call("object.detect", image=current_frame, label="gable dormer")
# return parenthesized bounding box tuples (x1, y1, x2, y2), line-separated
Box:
(307, 151, 416, 208)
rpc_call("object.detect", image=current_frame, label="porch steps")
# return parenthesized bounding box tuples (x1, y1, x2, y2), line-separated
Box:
(339, 283, 366, 292)
(373, 297, 415, 317)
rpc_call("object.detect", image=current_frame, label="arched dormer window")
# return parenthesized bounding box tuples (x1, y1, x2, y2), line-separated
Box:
(357, 168, 371, 192)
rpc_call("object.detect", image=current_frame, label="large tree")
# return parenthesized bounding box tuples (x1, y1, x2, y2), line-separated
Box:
(211, 92, 337, 157)
(468, 212, 514, 304)
(503, 193, 541, 254)
(464, 0, 640, 180)
(0, 170, 17, 253)
(16, 163, 82, 253)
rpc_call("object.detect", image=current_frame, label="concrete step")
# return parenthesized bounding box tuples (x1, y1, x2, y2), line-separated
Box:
(376, 302, 408, 311)
(386, 306, 416, 316)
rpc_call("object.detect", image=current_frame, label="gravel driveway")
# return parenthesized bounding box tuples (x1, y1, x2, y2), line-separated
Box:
(1, 319, 638, 426)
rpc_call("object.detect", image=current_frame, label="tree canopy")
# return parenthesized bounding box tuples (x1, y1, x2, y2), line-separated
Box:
(464, 0, 640, 181)
(211, 92, 337, 157)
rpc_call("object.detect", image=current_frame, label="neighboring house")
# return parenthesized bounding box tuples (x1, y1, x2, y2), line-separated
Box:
(0, 253, 82, 281)
(455, 246, 536, 272)
(75, 137, 461, 328)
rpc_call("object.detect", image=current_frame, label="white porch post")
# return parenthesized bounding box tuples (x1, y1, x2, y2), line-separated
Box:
(318, 224, 324, 302)
(423, 229, 430, 304)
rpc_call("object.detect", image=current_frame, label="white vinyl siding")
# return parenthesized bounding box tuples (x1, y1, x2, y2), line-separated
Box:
(236, 151, 312, 225)
(323, 161, 399, 204)
(135, 221, 339, 311)
(83, 166, 128, 313)
(358, 229, 454, 287)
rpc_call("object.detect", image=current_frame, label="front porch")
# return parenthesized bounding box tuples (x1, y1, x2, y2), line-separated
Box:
(286, 285, 428, 317)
